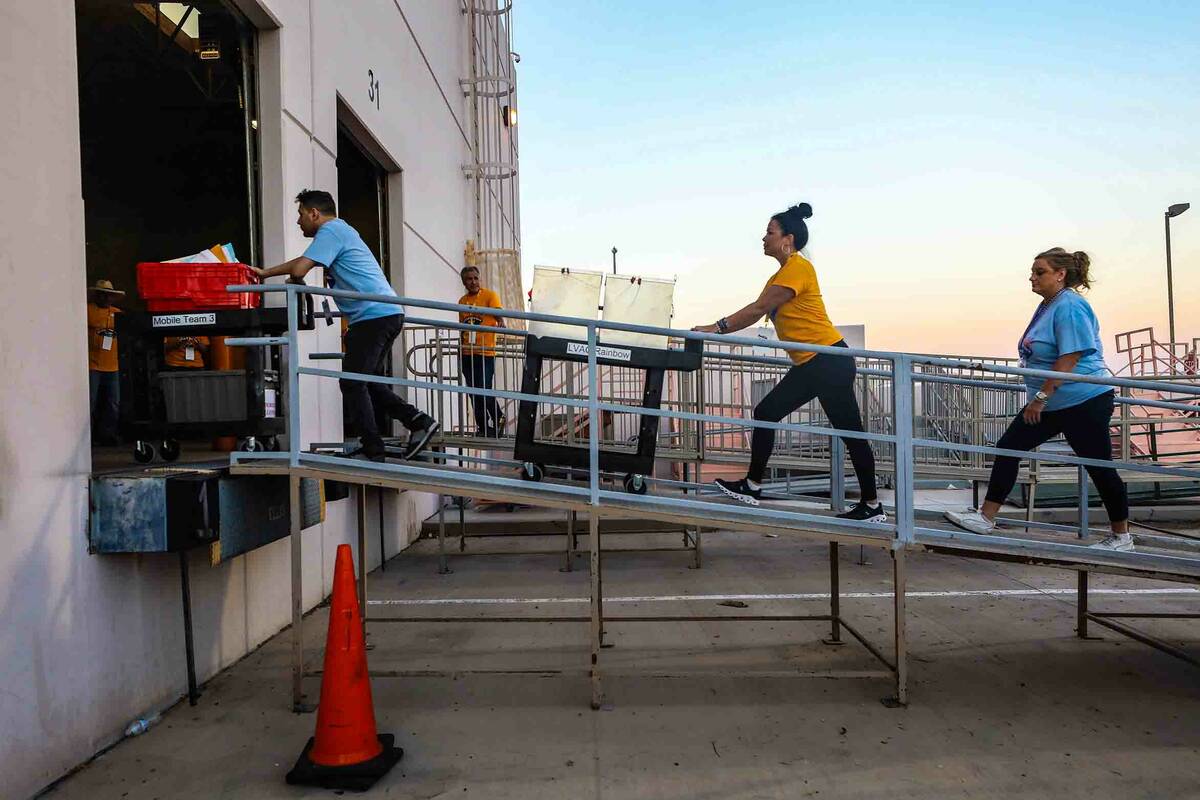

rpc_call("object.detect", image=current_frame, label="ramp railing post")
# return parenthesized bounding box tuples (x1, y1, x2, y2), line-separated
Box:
(893, 355, 915, 545)
(286, 285, 301, 468)
(587, 322, 600, 507)
(1077, 465, 1089, 539)
(830, 437, 846, 512)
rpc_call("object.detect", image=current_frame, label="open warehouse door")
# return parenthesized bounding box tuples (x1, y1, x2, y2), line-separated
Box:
(76, 1, 262, 469)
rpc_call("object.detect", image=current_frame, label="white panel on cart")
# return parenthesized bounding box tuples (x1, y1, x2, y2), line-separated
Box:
(601, 275, 674, 349)
(528, 266, 603, 341)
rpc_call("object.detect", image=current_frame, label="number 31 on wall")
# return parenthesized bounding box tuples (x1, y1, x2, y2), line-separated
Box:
(368, 69, 380, 110)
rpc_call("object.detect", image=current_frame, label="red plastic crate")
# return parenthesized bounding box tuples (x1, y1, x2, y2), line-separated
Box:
(137, 262, 261, 312)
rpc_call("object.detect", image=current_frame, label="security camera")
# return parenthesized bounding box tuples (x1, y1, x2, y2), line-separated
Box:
(510, 51, 521, 63)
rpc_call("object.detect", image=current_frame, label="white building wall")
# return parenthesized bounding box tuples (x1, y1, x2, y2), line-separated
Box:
(0, 2, 494, 797)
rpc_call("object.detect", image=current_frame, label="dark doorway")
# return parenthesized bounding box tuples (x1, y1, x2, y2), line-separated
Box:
(335, 125, 392, 438)
(336, 126, 390, 279)
(77, 1, 260, 467)
(76, 1, 260, 292)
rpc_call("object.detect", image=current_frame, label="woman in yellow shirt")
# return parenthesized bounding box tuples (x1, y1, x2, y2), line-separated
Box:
(693, 203, 882, 521)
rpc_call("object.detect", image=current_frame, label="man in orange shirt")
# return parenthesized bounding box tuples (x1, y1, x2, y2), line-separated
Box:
(163, 336, 210, 369)
(86, 279, 124, 445)
(457, 266, 506, 436)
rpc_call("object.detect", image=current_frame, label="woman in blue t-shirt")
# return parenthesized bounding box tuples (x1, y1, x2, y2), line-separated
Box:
(945, 248, 1131, 551)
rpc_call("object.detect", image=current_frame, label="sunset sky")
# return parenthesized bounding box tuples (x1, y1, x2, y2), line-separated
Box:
(514, 1, 1199, 359)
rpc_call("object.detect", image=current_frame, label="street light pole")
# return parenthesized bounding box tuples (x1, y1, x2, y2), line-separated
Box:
(611, 246, 618, 275)
(1165, 203, 1190, 345)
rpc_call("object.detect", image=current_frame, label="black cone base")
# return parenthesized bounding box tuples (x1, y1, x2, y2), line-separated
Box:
(285, 733, 404, 792)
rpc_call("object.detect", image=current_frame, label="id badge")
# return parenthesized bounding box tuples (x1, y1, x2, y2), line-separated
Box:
(185, 346, 195, 361)
(101, 331, 114, 351)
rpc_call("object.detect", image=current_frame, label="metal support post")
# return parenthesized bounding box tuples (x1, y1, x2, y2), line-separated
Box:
(179, 550, 199, 706)
(289, 475, 311, 712)
(884, 544, 908, 707)
(357, 486, 368, 625)
(437, 494, 451, 574)
(1074, 465, 1099, 639)
(823, 542, 844, 646)
(1076, 571, 1091, 639)
(589, 511, 603, 709)
(459, 497, 467, 552)
(561, 509, 574, 572)
(684, 462, 702, 569)
(378, 488, 387, 570)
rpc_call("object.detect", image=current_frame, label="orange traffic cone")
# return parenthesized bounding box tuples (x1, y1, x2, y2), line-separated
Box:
(286, 544, 403, 790)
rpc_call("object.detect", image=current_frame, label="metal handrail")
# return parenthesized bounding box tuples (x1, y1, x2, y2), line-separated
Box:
(226, 282, 1200, 557)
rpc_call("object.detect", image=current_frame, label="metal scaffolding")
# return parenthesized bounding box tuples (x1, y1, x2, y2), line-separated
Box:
(462, 0, 523, 320)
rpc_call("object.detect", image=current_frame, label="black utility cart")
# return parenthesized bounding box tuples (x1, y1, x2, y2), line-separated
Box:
(514, 334, 703, 493)
(116, 303, 312, 463)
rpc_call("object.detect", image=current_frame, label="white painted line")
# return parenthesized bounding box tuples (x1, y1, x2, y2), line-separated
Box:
(368, 587, 1200, 606)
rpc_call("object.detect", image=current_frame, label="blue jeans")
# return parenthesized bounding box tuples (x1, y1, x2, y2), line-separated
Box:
(462, 354, 501, 433)
(89, 369, 120, 442)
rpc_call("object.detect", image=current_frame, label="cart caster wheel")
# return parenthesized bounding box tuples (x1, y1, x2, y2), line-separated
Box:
(520, 462, 544, 482)
(238, 437, 265, 453)
(265, 435, 281, 452)
(159, 439, 181, 462)
(133, 440, 155, 464)
(623, 473, 648, 495)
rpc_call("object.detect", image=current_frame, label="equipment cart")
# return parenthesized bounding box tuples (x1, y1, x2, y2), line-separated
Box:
(116, 304, 312, 463)
(514, 334, 703, 493)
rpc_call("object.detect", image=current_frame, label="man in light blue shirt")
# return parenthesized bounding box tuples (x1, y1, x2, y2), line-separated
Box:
(256, 190, 438, 461)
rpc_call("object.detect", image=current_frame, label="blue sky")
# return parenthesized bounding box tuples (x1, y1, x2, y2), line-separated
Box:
(513, 1, 1199, 356)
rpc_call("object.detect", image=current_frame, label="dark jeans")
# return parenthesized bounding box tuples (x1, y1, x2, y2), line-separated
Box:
(985, 390, 1128, 522)
(89, 369, 120, 443)
(342, 314, 427, 454)
(748, 341, 876, 497)
(462, 354, 502, 432)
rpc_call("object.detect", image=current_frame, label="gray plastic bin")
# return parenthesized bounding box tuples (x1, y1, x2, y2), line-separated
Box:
(159, 370, 249, 423)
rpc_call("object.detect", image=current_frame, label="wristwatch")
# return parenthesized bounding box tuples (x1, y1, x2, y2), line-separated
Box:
(716, 317, 730, 334)
(1034, 390, 1049, 403)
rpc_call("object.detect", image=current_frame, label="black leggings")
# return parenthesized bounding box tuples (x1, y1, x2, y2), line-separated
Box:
(749, 341, 876, 497)
(985, 391, 1128, 522)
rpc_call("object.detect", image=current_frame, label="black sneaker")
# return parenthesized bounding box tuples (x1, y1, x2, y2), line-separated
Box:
(345, 443, 387, 463)
(715, 478, 761, 507)
(403, 419, 440, 460)
(836, 501, 887, 523)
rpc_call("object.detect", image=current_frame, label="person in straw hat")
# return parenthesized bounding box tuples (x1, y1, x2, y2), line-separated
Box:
(87, 279, 125, 445)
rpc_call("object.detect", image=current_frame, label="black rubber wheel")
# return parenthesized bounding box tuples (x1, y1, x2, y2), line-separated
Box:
(265, 435, 281, 452)
(159, 439, 181, 462)
(239, 437, 266, 453)
(520, 462, 544, 482)
(133, 441, 155, 464)
(623, 473, 648, 495)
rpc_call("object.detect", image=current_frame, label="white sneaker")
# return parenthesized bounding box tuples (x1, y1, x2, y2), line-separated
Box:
(944, 509, 997, 535)
(1090, 534, 1134, 552)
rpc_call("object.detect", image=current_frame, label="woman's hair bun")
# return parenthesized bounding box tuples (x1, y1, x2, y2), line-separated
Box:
(794, 202, 813, 220)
